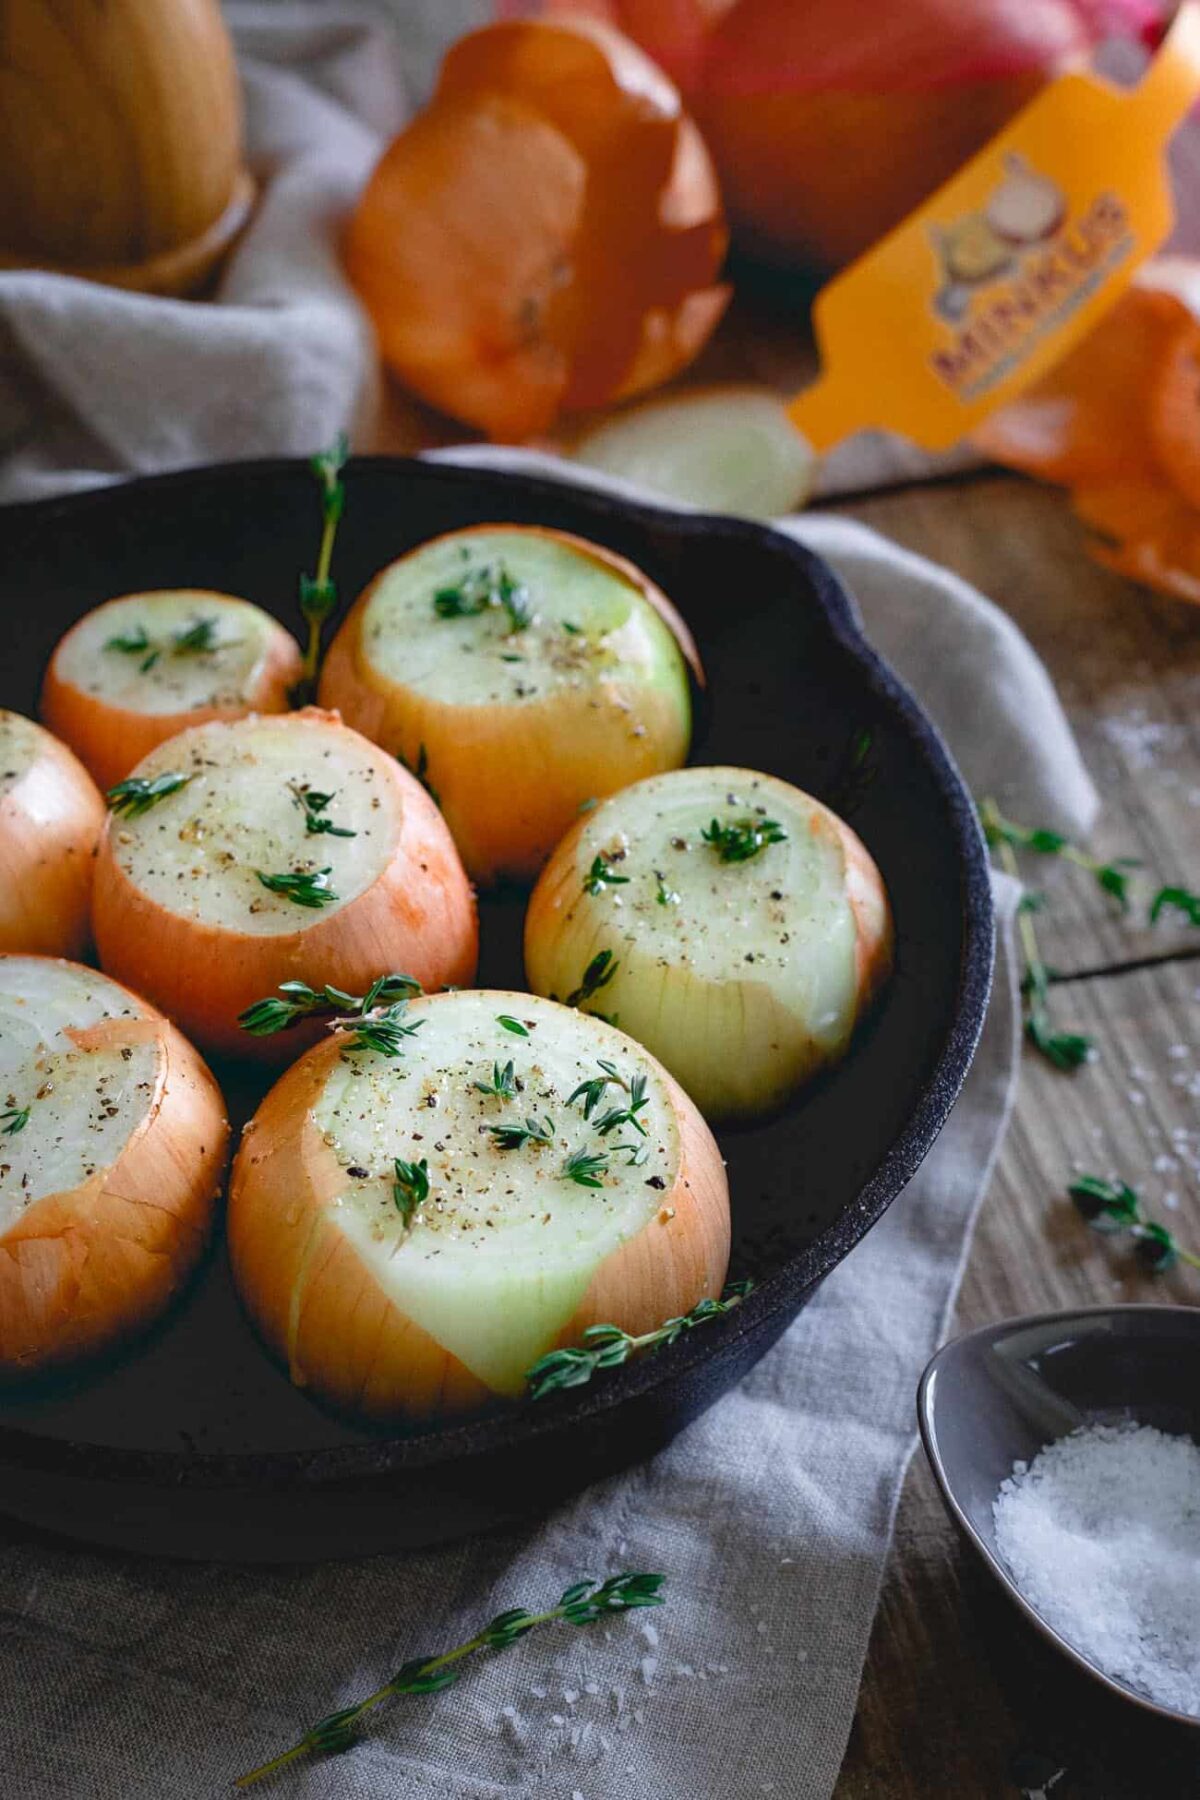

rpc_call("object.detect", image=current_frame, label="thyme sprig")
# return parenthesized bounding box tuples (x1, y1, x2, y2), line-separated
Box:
(562, 1147, 609, 1187)
(392, 1157, 429, 1225)
(1069, 1174, 1200, 1274)
(104, 616, 226, 673)
(295, 434, 349, 699)
(488, 1115, 554, 1152)
(0, 1107, 29, 1135)
(702, 816, 787, 864)
(237, 974, 420, 1040)
(474, 1059, 518, 1100)
(234, 1572, 665, 1790)
(1151, 885, 1200, 926)
(593, 1073, 649, 1139)
(979, 799, 1139, 912)
(288, 783, 356, 839)
(255, 867, 338, 910)
(526, 1281, 755, 1399)
(105, 772, 192, 819)
(336, 1000, 424, 1058)
(562, 950, 619, 1013)
(433, 562, 533, 634)
(584, 854, 629, 897)
(981, 801, 1094, 1071)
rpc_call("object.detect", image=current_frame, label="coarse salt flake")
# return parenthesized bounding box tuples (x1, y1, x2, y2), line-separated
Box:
(993, 1422, 1200, 1718)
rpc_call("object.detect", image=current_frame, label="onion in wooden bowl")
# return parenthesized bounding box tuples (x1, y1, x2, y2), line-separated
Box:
(319, 525, 699, 884)
(0, 711, 105, 958)
(91, 708, 478, 1062)
(0, 955, 228, 1377)
(41, 589, 303, 791)
(524, 766, 893, 1122)
(228, 988, 730, 1423)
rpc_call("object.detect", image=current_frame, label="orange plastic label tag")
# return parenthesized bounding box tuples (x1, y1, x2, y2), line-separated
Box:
(790, 5, 1200, 453)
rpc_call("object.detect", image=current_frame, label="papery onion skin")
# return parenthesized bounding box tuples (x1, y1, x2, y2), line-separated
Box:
(342, 17, 729, 438)
(228, 991, 730, 1423)
(318, 525, 700, 886)
(92, 710, 478, 1062)
(0, 714, 105, 958)
(524, 767, 893, 1122)
(41, 591, 304, 791)
(0, 959, 228, 1377)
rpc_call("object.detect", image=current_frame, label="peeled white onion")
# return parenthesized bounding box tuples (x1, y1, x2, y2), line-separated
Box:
(573, 386, 816, 519)
(0, 955, 228, 1375)
(228, 988, 730, 1422)
(92, 708, 477, 1061)
(524, 765, 892, 1121)
(318, 524, 699, 884)
(41, 589, 303, 790)
(0, 711, 105, 959)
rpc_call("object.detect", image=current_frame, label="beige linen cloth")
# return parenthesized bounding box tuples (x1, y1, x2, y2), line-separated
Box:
(0, 7, 1098, 1796)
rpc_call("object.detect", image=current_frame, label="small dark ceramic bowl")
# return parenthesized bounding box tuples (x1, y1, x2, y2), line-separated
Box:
(919, 1305, 1200, 1728)
(0, 456, 993, 1561)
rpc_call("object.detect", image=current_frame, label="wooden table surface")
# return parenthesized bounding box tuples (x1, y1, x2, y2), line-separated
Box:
(832, 473, 1200, 1800)
(375, 280, 1200, 1796)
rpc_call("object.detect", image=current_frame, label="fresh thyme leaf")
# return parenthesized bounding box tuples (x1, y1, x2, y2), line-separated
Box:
(171, 617, 221, 655)
(978, 798, 1140, 914)
(561, 1147, 608, 1187)
(294, 433, 349, 700)
(701, 816, 787, 864)
(828, 725, 877, 818)
(105, 772, 192, 819)
(0, 1107, 29, 1135)
(105, 625, 152, 656)
(1068, 1174, 1200, 1274)
(234, 1573, 666, 1790)
(1150, 885, 1200, 926)
(591, 1071, 649, 1139)
(567, 1059, 622, 1120)
(563, 950, 618, 1011)
(584, 854, 630, 897)
(488, 1115, 554, 1152)
(474, 1059, 518, 1100)
(1022, 964, 1094, 1070)
(237, 974, 420, 1038)
(339, 1003, 424, 1058)
(392, 1156, 429, 1224)
(654, 870, 680, 907)
(526, 1281, 754, 1399)
(496, 1014, 530, 1037)
(433, 562, 532, 633)
(288, 781, 357, 838)
(255, 867, 338, 909)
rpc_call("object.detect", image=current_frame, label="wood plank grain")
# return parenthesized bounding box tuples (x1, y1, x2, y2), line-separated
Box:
(841, 475, 1200, 979)
(837, 954, 1200, 1800)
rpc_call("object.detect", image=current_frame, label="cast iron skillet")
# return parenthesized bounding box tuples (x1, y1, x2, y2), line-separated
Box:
(0, 456, 993, 1560)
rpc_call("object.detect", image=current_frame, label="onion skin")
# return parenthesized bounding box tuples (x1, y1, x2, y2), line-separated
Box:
(41, 592, 303, 791)
(0, 965, 228, 1377)
(342, 17, 729, 438)
(0, 717, 104, 958)
(92, 712, 479, 1062)
(524, 774, 894, 1121)
(228, 996, 730, 1423)
(319, 524, 701, 886)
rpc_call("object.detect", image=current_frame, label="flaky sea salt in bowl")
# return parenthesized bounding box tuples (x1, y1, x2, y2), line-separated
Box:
(918, 1305, 1200, 1726)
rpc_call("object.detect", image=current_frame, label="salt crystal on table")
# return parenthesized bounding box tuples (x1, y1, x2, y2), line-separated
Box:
(993, 1423, 1200, 1717)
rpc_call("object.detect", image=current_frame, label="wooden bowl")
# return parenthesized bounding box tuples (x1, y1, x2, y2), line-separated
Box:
(0, 0, 253, 296)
